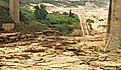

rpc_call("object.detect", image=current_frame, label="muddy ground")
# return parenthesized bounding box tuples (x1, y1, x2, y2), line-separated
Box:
(0, 31, 121, 70)
(0, 3, 121, 70)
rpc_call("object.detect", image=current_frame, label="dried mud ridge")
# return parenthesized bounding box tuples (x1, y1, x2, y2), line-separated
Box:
(0, 31, 121, 70)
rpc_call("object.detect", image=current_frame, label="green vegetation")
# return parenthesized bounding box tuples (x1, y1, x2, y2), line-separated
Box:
(13, 4, 49, 32)
(69, 10, 75, 18)
(22, 4, 79, 35)
(39, 12, 80, 35)
(13, 20, 48, 33)
(20, 5, 33, 20)
(0, 7, 8, 16)
(93, 1, 107, 7)
(34, 5, 48, 20)
(0, 0, 80, 35)
(40, 12, 79, 25)
(0, 0, 48, 32)
(0, 0, 8, 7)
(0, 0, 14, 23)
(0, 16, 14, 23)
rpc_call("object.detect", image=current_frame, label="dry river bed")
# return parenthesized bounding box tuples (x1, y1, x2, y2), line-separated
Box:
(0, 32, 121, 70)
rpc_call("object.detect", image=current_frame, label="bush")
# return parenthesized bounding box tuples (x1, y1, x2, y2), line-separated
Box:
(0, 6, 8, 16)
(34, 5, 48, 20)
(0, 16, 14, 23)
(39, 12, 80, 35)
(20, 6, 34, 20)
(40, 12, 79, 25)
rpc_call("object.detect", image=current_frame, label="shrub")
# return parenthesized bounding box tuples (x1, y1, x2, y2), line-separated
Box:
(34, 5, 48, 20)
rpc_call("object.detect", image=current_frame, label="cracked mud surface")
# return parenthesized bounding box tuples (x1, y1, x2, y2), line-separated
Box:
(0, 32, 121, 70)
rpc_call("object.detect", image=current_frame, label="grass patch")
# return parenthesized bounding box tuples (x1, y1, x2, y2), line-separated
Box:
(93, 1, 107, 7)
(38, 12, 80, 35)
(40, 13, 79, 25)
(13, 20, 48, 33)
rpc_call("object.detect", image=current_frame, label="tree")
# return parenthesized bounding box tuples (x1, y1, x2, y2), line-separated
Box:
(34, 4, 48, 20)
(3, 0, 9, 3)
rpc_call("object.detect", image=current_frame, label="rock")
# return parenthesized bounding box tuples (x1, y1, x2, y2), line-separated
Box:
(78, 56, 98, 62)
(51, 56, 80, 64)
(25, 34, 34, 38)
(98, 55, 108, 61)
(79, 61, 85, 65)
(19, 59, 36, 66)
(90, 61, 121, 68)
(36, 36, 46, 41)
(62, 41, 77, 45)
(24, 46, 47, 52)
(75, 52, 86, 56)
(30, 43, 40, 47)
(36, 62, 53, 66)
(66, 46, 79, 51)
(5, 62, 31, 67)
(1, 55, 14, 59)
(0, 39, 4, 43)
(54, 45, 65, 50)
(54, 42, 62, 46)
(62, 51, 75, 56)
(72, 29, 82, 36)
(0, 62, 6, 67)
(2, 23, 15, 31)
(13, 53, 31, 59)
(9, 36, 17, 42)
(43, 30, 57, 36)
(43, 45, 53, 48)
(0, 33, 19, 37)
(46, 36, 56, 39)
(19, 35, 28, 39)
(49, 63, 71, 68)
(35, 32, 43, 35)
(46, 39, 56, 42)
(71, 65, 93, 70)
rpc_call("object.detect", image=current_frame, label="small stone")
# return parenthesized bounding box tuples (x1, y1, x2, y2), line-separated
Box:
(0, 62, 6, 67)
(66, 47, 79, 51)
(51, 56, 80, 64)
(49, 63, 71, 68)
(55, 42, 62, 46)
(24, 46, 47, 52)
(71, 65, 93, 70)
(62, 41, 77, 45)
(90, 61, 121, 68)
(62, 51, 75, 56)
